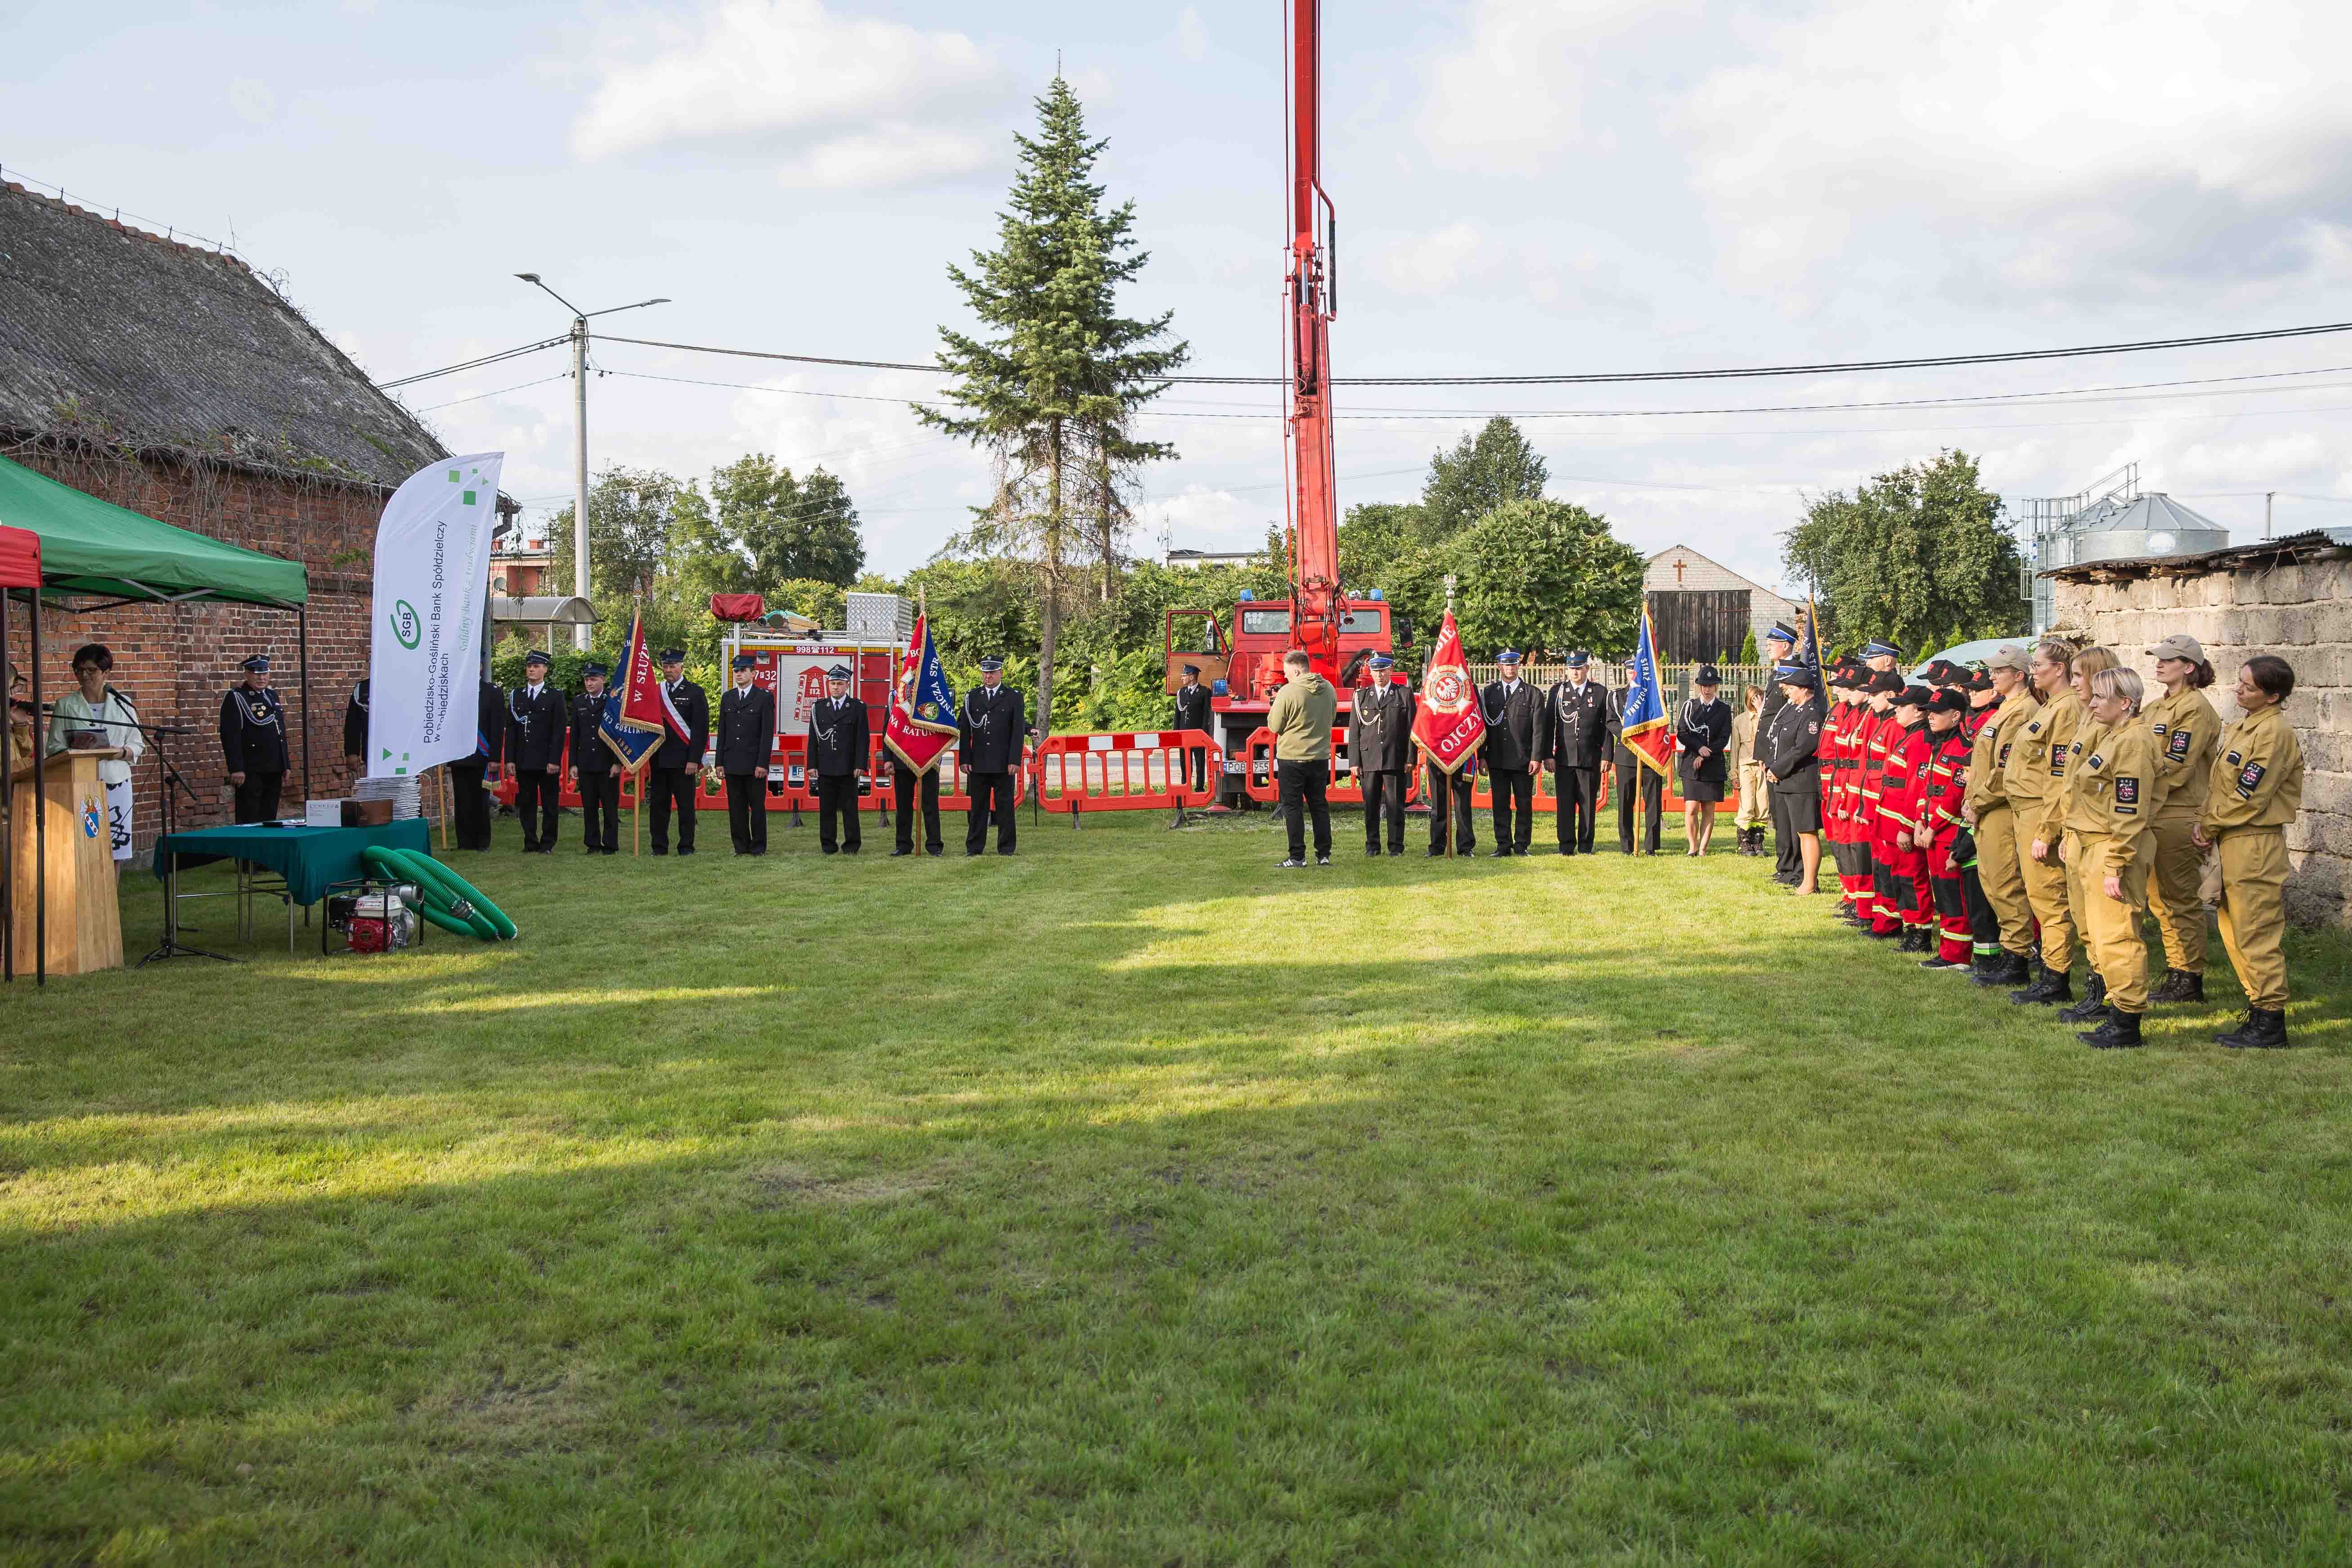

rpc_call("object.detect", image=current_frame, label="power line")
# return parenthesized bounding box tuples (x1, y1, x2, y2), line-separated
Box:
(381, 336, 570, 390)
(589, 319, 2352, 389)
(413, 373, 572, 413)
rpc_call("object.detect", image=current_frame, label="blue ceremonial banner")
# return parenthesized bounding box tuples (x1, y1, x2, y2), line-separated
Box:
(884, 609, 956, 773)
(1620, 604, 1675, 777)
(599, 610, 663, 769)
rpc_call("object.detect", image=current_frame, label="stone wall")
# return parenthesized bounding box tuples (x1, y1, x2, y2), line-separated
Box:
(4, 448, 380, 850)
(2049, 549, 2352, 927)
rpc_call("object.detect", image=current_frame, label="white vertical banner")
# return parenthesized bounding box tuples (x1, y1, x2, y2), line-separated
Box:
(368, 453, 503, 778)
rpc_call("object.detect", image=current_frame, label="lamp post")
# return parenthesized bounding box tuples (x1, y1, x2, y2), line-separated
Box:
(513, 275, 669, 649)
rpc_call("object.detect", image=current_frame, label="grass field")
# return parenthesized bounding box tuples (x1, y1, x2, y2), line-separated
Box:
(5, 802, 2352, 1565)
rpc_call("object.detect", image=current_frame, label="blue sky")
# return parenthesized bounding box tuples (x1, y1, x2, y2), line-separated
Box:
(12, 0, 2352, 593)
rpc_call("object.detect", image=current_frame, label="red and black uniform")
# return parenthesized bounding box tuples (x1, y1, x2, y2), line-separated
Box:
(1923, 724, 1976, 963)
(1875, 719, 1933, 937)
(1854, 703, 1897, 928)
(1829, 697, 1871, 907)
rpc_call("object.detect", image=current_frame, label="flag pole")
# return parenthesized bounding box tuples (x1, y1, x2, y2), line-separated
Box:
(1445, 573, 1457, 860)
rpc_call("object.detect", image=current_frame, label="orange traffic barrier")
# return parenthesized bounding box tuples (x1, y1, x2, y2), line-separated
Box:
(1032, 729, 1219, 823)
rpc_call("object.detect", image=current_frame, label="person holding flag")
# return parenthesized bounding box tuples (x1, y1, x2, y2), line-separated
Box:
(622, 641, 708, 857)
(568, 660, 621, 854)
(1608, 611, 1676, 855)
(1410, 598, 1485, 858)
(885, 606, 958, 857)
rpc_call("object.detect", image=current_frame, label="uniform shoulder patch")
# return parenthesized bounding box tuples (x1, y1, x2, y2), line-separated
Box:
(2168, 728, 2192, 760)
(2225, 749, 2242, 767)
(1809, 721, 1819, 734)
(2151, 722, 2167, 736)
(2086, 752, 2104, 772)
(2025, 718, 2044, 735)
(2114, 776, 2139, 809)
(2237, 760, 2266, 798)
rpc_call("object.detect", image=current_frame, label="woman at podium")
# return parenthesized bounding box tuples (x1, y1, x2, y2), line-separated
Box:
(46, 642, 145, 866)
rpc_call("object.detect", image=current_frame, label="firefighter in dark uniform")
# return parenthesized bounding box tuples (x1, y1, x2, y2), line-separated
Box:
(1538, 650, 1607, 855)
(718, 653, 777, 855)
(808, 664, 868, 855)
(648, 649, 709, 856)
(219, 654, 289, 823)
(890, 667, 945, 858)
(1607, 655, 1665, 854)
(959, 655, 1032, 856)
(1172, 663, 1213, 795)
(507, 650, 566, 853)
(342, 678, 369, 772)
(1346, 652, 1413, 855)
(1761, 662, 1826, 894)
(1475, 650, 1538, 855)
(568, 661, 620, 854)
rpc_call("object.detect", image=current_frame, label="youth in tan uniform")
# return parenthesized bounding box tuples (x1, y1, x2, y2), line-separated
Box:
(2140, 634, 2222, 1003)
(2005, 641, 2086, 1006)
(1961, 645, 2038, 987)
(2195, 655, 2305, 1048)
(2064, 667, 2161, 1048)
(2050, 647, 2121, 1024)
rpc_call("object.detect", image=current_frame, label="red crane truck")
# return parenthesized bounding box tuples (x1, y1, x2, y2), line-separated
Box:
(1163, 0, 1396, 806)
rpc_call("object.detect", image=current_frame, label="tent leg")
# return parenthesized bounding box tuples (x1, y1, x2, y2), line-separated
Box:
(298, 607, 311, 809)
(31, 588, 44, 986)
(2, 586, 12, 984)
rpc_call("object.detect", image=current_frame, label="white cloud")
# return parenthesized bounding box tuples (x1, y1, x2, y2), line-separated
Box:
(228, 77, 274, 125)
(570, 0, 1014, 190)
(1416, 0, 1693, 175)
(1367, 221, 1492, 293)
(1175, 7, 1209, 64)
(1677, 0, 2352, 301)
(1363, 221, 1650, 318)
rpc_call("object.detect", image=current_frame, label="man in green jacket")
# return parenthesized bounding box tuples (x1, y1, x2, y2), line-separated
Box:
(1266, 649, 1337, 867)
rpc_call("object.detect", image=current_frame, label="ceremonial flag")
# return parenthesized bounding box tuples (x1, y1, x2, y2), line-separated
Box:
(1619, 604, 1675, 777)
(1410, 608, 1486, 773)
(884, 609, 956, 774)
(366, 453, 501, 777)
(597, 683, 661, 771)
(612, 608, 682, 741)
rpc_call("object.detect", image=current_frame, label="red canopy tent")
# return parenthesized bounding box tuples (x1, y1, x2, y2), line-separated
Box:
(1, 522, 44, 982)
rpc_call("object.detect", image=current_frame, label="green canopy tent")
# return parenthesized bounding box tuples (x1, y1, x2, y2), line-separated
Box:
(0, 453, 314, 978)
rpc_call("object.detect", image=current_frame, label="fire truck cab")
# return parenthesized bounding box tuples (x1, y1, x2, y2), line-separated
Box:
(1164, 595, 1399, 805)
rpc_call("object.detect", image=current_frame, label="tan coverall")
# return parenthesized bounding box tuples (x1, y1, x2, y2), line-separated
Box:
(2141, 686, 2219, 976)
(1965, 687, 2040, 958)
(2063, 719, 2161, 1014)
(1731, 709, 1764, 830)
(2002, 689, 2086, 974)
(2201, 705, 2305, 1010)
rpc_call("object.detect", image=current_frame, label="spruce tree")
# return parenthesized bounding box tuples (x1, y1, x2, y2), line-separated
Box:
(920, 76, 1189, 730)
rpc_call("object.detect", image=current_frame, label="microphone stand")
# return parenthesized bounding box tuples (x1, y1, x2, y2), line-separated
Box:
(40, 702, 234, 965)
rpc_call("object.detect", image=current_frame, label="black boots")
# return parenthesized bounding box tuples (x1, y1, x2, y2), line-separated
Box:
(1737, 827, 1765, 857)
(2009, 962, 2073, 1007)
(1973, 951, 2029, 988)
(2056, 973, 2109, 1024)
(2216, 1008, 2290, 1049)
(1898, 928, 1930, 954)
(2078, 1008, 2144, 1049)
(2148, 968, 2206, 1005)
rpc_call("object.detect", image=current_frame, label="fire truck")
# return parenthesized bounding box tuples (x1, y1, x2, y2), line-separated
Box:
(1163, 0, 1396, 805)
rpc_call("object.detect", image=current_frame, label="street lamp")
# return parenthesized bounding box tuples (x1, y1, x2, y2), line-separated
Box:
(514, 274, 670, 649)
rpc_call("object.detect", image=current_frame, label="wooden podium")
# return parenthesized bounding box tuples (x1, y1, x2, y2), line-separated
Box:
(7, 748, 125, 977)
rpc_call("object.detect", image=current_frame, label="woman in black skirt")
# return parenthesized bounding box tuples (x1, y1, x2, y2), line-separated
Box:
(1675, 665, 1733, 856)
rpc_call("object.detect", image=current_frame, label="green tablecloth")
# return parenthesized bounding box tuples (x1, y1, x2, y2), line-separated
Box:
(151, 819, 433, 905)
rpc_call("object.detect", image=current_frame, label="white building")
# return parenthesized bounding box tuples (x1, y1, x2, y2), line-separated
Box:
(1643, 545, 1802, 661)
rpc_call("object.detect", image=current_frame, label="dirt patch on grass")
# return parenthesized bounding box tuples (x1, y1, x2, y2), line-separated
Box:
(742, 1164, 952, 1208)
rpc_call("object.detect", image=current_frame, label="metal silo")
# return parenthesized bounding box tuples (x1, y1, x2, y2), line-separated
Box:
(2028, 465, 2230, 632)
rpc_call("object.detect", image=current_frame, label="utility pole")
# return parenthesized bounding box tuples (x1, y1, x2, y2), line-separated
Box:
(2266, 491, 2276, 539)
(514, 275, 670, 650)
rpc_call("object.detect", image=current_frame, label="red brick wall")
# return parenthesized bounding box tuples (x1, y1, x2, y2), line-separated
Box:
(4, 448, 386, 850)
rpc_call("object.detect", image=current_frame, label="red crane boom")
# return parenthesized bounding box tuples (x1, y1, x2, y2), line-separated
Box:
(1285, 0, 1342, 675)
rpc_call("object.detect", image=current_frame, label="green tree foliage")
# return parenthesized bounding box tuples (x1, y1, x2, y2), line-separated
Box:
(1439, 499, 1644, 660)
(920, 76, 1188, 735)
(706, 455, 864, 589)
(1782, 449, 2027, 653)
(1419, 417, 1549, 541)
(1337, 502, 1425, 593)
(1738, 626, 1758, 664)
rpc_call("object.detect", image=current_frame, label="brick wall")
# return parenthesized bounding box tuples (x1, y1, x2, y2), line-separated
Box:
(2050, 551, 2352, 928)
(4, 448, 380, 850)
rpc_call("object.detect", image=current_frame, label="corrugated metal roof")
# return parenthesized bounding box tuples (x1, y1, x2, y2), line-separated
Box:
(2040, 527, 2348, 581)
(0, 180, 446, 490)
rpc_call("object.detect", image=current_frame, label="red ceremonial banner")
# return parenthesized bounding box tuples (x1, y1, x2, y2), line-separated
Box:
(613, 610, 678, 740)
(883, 611, 957, 774)
(1411, 609, 1486, 774)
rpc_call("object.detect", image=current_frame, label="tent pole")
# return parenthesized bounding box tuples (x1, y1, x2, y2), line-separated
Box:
(2, 585, 12, 984)
(31, 586, 44, 987)
(298, 607, 311, 807)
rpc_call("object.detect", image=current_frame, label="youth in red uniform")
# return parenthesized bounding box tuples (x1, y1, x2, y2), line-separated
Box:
(1920, 690, 1977, 966)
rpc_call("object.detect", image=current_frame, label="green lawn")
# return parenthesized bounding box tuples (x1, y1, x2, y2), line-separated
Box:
(5, 805, 2351, 1565)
